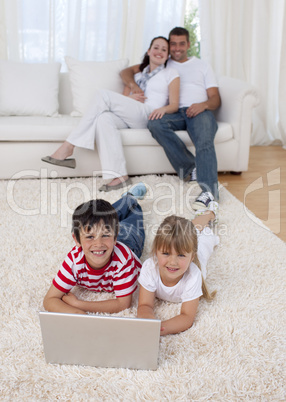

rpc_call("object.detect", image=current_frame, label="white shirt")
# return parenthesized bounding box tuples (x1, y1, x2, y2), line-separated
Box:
(167, 57, 218, 108)
(139, 257, 203, 303)
(134, 67, 179, 111)
(138, 227, 219, 303)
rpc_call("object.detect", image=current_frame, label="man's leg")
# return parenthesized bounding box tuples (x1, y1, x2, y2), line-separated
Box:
(112, 194, 145, 258)
(185, 110, 219, 200)
(147, 110, 196, 179)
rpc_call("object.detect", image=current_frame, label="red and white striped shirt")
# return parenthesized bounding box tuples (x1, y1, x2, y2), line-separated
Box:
(53, 241, 142, 298)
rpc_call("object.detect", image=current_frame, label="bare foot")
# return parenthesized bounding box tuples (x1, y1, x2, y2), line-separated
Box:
(105, 176, 129, 187)
(51, 141, 75, 160)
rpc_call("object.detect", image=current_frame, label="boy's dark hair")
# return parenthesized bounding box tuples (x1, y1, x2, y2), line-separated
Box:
(72, 199, 119, 243)
(169, 27, 190, 42)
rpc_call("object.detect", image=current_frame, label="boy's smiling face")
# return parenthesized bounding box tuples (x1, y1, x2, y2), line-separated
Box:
(73, 221, 116, 270)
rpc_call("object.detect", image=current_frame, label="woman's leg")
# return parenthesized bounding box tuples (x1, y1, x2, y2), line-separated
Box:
(67, 89, 149, 147)
(47, 89, 149, 183)
(95, 112, 129, 181)
(49, 92, 114, 160)
(50, 141, 75, 160)
(90, 90, 150, 187)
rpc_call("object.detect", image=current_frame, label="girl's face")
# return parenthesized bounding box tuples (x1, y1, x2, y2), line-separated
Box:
(156, 246, 193, 287)
(147, 38, 169, 67)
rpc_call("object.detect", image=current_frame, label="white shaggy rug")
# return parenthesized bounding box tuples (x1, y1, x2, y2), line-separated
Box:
(0, 174, 285, 401)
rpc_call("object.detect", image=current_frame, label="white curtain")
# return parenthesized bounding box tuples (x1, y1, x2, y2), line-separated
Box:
(199, 0, 286, 147)
(0, 0, 186, 67)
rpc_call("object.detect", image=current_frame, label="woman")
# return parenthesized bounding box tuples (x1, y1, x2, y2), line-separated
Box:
(42, 36, 180, 191)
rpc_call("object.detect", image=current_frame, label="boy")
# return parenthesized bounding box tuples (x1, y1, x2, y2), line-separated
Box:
(43, 183, 146, 314)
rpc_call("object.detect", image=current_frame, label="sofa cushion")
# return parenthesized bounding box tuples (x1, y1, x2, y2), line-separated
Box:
(0, 116, 80, 141)
(0, 117, 232, 145)
(0, 61, 61, 117)
(120, 121, 233, 146)
(65, 57, 129, 116)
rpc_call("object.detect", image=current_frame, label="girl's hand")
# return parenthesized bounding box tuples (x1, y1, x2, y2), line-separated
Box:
(128, 93, 147, 103)
(159, 299, 199, 336)
(62, 292, 79, 307)
(149, 107, 166, 120)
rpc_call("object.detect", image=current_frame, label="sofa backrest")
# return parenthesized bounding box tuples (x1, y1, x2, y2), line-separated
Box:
(58, 59, 129, 116)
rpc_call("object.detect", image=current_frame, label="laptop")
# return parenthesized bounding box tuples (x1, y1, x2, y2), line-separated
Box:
(39, 311, 161, 370)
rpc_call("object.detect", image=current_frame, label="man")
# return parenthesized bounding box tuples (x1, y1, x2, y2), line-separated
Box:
(120, 27, 221, 209)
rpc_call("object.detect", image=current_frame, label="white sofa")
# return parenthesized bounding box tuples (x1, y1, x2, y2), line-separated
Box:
(0, 61, 259, 180)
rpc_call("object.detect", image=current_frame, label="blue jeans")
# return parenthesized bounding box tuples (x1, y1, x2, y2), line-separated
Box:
(112, 195, 145, 258)
(147, 109, 219, 199)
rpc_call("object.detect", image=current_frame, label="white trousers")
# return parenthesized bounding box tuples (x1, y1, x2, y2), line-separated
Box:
(67, 89, 152, 179)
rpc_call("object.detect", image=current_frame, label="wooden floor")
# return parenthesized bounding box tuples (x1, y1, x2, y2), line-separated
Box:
(219, 146, 286, 242)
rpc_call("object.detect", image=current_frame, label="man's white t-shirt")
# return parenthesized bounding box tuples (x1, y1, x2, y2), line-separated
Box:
(138, 227, 219, 303)
(134, 67, 179, 111)
(167, 57, 218, 108)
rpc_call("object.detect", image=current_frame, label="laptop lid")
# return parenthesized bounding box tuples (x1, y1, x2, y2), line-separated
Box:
(39, 311, 161, 370)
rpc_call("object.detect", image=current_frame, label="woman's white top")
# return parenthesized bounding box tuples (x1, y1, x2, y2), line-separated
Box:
(138, 227, 219, 303)
(134, 67, 179, 110)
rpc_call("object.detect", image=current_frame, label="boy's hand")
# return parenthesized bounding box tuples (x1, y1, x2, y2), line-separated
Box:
(62, 292, 79, 308)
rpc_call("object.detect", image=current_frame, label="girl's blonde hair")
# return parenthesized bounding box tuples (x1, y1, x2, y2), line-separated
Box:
(152, 215, 216, 301)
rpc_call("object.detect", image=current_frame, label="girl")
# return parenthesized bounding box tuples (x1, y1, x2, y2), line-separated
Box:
(42, 36, 180, 191)
(137, 205, 219, 336)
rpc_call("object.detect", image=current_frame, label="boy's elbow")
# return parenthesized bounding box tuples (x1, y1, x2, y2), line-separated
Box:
(43, 296, 51, 311)
(123, 298, 132, 310)
(116, 295, 132, 312)
(43, 293, 60, 312)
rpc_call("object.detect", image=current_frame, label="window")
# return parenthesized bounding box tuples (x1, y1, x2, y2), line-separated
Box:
(3, 0, 186, 68)
(184, 0, 200, 57)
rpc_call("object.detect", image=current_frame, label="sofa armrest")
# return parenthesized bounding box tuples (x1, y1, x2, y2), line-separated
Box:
(214, 76, 260, 172)
(215, 76, 260, 141)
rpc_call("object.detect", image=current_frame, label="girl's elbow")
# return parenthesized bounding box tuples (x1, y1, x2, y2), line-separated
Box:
(183, 315, 195, 331)
(186, 320, 194, 330)
(178, 320, 194, 334)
